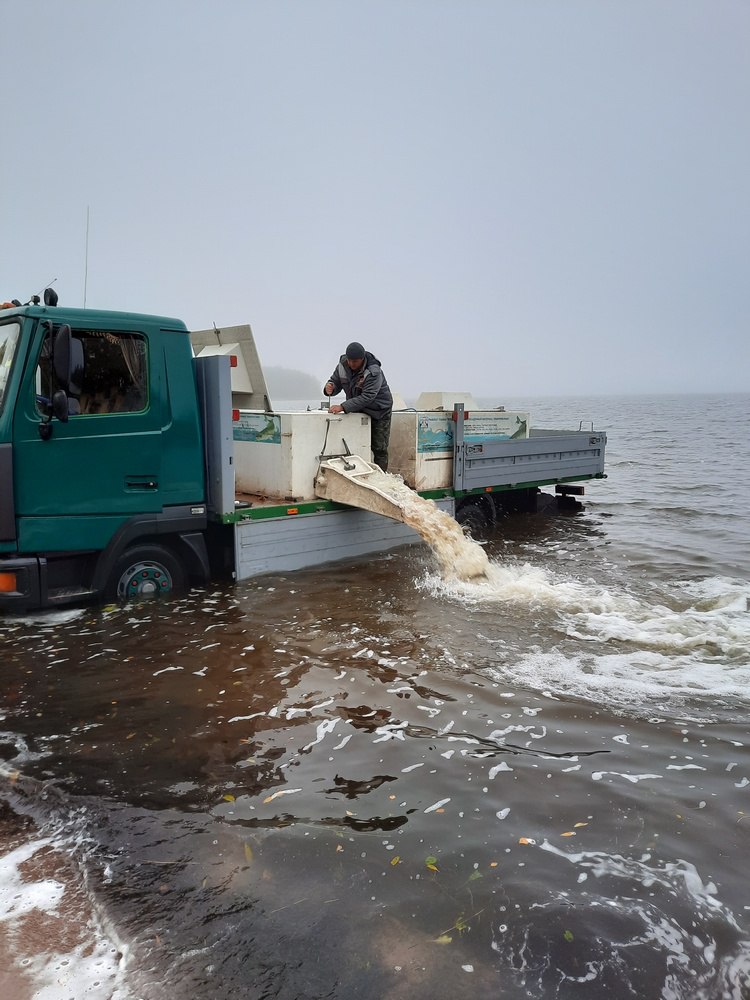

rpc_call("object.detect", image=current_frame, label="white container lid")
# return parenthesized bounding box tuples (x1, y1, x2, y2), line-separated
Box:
(414, 392, 478, 411)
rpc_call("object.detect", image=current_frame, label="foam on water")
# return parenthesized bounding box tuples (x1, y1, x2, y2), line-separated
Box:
(0, 836, 128, 998)
(419, 561, 750, 717)
(489, 840, 750, 999)
(10, 608, 87, 626)
(492, 648, 750, 719)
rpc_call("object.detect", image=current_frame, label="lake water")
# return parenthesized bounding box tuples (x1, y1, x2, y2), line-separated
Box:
(1, 393, 749, 1000)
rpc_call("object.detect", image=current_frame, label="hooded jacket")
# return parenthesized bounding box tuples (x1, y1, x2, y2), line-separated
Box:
(325, 351, 393, 420)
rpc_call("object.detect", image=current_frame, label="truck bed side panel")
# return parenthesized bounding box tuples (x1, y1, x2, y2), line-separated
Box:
(233, 500, 454, 580)
(456, 431, 606, 492)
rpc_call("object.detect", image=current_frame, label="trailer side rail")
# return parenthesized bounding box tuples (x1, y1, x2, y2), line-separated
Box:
(452, 404, 606, 493)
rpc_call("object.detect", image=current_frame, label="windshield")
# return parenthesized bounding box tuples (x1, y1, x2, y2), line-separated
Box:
(0, 322, 21, 414)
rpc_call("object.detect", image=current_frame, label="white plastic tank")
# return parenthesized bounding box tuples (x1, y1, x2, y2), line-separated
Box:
(389, 401, 530, 491)
(233, 410, 373, 500)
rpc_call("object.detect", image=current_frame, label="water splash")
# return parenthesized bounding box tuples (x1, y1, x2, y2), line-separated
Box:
(366, 471, 489, 581)
(418, 562, 750, 716)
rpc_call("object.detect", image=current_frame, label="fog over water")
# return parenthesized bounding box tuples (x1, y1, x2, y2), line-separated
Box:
(3, 3, 749, 395)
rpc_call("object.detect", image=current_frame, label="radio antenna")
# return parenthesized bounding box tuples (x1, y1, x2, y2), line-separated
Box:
(83, 206, 90, 308)
(34, 277, 57, 299)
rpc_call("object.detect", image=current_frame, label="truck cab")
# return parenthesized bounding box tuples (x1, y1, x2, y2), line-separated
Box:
(0, 303, 212, 610)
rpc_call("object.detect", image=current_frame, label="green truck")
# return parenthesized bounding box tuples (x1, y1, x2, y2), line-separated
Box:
(0, 295, 606, 612)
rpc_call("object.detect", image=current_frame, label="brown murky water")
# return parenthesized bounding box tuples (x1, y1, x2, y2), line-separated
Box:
(1, 394, 750, 999)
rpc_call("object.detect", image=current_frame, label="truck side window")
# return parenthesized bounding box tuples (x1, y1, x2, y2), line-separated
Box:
(35, 329, 148, 416)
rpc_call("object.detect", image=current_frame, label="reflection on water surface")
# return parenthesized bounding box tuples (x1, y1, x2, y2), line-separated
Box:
(2, 429, 750, 1000)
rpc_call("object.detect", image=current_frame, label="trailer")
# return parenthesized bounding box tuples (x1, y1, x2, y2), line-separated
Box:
(0, 298, 606, 611)
(194, 328, 605, 581)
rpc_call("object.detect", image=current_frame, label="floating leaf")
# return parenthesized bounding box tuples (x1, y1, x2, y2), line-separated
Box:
(574, 822, 588, 828)
(560, 831, 576, 837)
(223, 794, 236, 803)
(564, 929, 574, 942)
(489, 862, 499, 868)
(434, 934, 453, 945)
(336, 845, 344, 853)
(468, 871, 483, 882)
(243, 843, 254, 863)
(518, 837, 536, 846)
(425, 855, 439, 872)
(390, 856, 401, 866)
(437, 906, 487, 940)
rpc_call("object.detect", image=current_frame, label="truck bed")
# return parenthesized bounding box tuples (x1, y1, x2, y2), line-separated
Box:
(195, 355, 606, 581)
(225, 426, 606, 581)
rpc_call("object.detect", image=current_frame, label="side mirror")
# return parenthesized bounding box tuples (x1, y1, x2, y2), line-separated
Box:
(44, 287, 58, 307)
(51, 390, 69, 423)
(52, 324, 73, 388)
(39, 390, 70, 440)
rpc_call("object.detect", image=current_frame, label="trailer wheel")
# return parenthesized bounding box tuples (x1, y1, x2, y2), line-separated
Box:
(455, 496, 496, 539)
(107, 545, 186, 602)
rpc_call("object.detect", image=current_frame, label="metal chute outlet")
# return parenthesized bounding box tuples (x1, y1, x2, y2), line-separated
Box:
(314, 456, 410, 523)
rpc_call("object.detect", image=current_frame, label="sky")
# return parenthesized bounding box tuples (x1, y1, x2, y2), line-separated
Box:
(2, 0, 748, 397)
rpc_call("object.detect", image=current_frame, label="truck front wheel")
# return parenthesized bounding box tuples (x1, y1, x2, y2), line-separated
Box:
(107, 544, 186, 602)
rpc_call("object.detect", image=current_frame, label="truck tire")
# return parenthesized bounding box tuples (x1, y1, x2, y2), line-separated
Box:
(455, 496, 496, 538)
(107, 544, 186, 601)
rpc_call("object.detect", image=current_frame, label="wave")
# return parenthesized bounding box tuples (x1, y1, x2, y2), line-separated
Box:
(489, 839, 750, 999)
(418, 565, 750, 719)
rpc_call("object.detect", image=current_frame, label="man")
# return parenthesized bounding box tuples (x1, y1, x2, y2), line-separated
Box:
(324, 342, 393, 471)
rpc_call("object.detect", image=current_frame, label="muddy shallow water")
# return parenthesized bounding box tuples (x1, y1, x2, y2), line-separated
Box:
(1, 393, 749, 999)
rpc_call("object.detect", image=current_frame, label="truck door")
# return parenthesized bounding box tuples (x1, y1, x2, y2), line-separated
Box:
(12, 320, 164, 553)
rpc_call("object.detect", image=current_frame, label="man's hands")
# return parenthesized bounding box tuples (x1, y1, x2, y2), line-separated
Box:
(325, 382, 344, 411)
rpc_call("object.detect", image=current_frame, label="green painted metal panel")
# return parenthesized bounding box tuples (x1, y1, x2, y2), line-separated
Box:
(16, 514, 133, 553)
(156, 336, 206, 506)
(9, 310, 205, 554)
